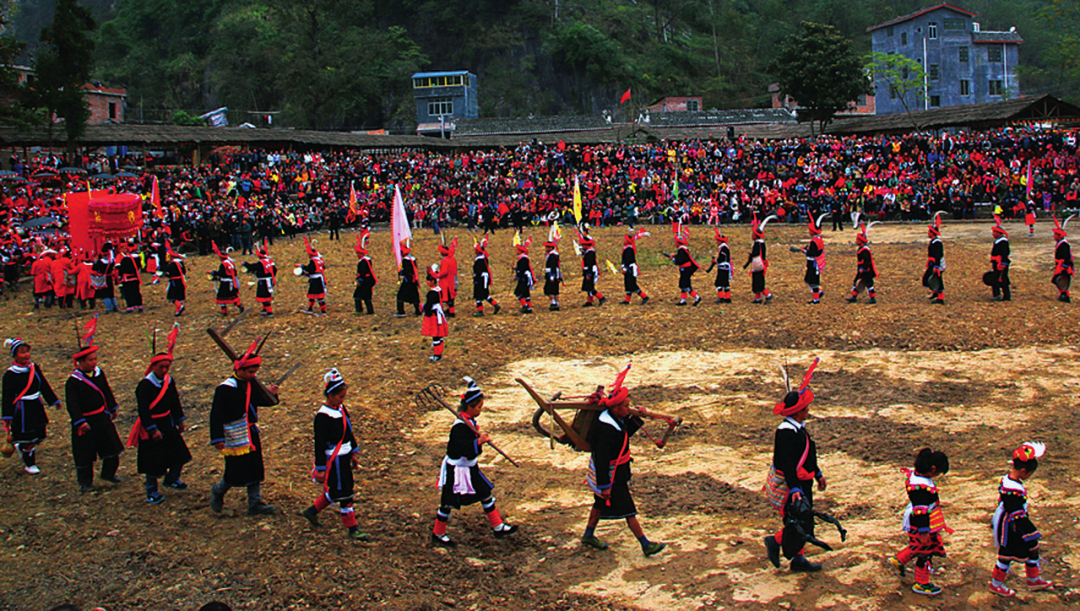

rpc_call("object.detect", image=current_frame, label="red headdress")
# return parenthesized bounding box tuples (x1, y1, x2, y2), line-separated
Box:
(673, 221, 689, 246)
(855, 222, 869, 246)
(355, 230, 370, 256)
(145, 323, 180, 375)
(73, 314, 100, 361)
(256, 238, 270, 259)
(928, 211, 943, 238)
(211, 241, 229, 260)
(992, 215, 1008, 238)
(714, 227, 728, 245)
(474, 234, 489, 256)
(752, 212, 778, 239)
(773, 357, 819, 416)
(1012, 441, 1046, 462)
(808, 212, 828, 236)
(233, 338, 263, 371)
(544, 223, 561, 249)
(577, 223, 595, 246)
(1052, 215, 1072, 240)
(515, 235, 532, 254)
(304, 236, 320, 258)
(400, 237, 411, 255)
(599, 363, 632, 408)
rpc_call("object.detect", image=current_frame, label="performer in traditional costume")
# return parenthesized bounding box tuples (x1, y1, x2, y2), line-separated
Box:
(2, 338, 60, 474)
(669, 223, 701, 306)
(208, 340, 280, 515)
(353, 230, 377, 315)
(922, 212, 945, 305)
(543, 226, 564, 311)
(800, 214, 828, 304)
(887, 448, 952, 596)
(846, 220, 878, 304)
(743, 213, 776, 304)
(708, 227, 732, 303)
(1024, 201, 1037, 238)
(1051, 215, 1073, 303)
(436, 238, 458, 318)
(422, 265, 448, 362)
(579, 226, 606, 307)
(989, 217, 1011, 301)
(163, 243, 187, 316)
(128, 324, 191, 504)
(91, 242, 119, 313)
(395, 239, 421, 317)
(513, 234, 535, 313)
(211, 243, 244, 316)
(243, 239, 276, 317)
(65, 316, 125, 492)
(581, 365, 665, 556)
(117, 240, 143, 313)
(431, 377, 518, 546)
(620, 228, 650, 306)
(472, 235, 500, 316)
(300, 369, 371, 541)
(298, 237, 328, 315)
(764, 357, 827, 572)
(989, 442, 1054, 598)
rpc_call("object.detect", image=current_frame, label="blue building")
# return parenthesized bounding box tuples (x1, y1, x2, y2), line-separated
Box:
(411, 71, 478, 136)
(869, 4, 1022, 115)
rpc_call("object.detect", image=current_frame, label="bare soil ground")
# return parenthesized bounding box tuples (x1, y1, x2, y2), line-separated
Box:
(1, 220, 1078, 611)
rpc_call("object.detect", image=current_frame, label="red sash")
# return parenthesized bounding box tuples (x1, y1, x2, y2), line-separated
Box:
(11, 363, 37, 406)
(126, 374, 172, 447)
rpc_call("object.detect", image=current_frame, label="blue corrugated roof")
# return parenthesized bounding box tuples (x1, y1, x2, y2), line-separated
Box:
(412, 71, 472, 78)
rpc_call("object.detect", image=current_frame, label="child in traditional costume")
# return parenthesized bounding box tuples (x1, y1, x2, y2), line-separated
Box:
(543, 226, 564, 311)
(2, 338, 61, 474)
(431, 377, 518, 546)
(422, 265, 448, 362)
(989, 442, 1054, 598)
(243, 240, 276, 317)
(620, 228, 650, 305)
(300, 369, 371, 541)
(353, 230, 377, 314)
(298, 237, 327, 315)
(887, 448, 951, 596)
(472, 235, 500, 316)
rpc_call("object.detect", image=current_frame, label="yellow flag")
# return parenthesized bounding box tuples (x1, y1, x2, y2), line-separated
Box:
(513, 230, 521, 247)
(572, 176, 582, 224)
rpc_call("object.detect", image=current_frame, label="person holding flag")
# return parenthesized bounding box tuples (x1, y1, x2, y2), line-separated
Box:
(579, 225, 606, 307)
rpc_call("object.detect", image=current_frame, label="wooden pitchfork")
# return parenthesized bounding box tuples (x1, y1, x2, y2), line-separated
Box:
(414, 383, 520, 468)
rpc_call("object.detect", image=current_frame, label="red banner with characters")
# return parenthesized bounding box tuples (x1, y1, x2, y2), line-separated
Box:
(67, 191, 142, 254)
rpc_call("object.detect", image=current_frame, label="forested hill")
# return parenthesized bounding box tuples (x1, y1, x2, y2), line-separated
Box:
(9, 0, 1080, 131)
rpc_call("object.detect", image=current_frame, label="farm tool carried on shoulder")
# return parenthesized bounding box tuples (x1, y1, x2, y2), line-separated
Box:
(414, 383, 520, 468)
(516, 377, 683, 452)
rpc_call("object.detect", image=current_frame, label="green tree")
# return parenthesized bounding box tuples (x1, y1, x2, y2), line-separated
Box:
(29, 0, 97, 152)
(867, 51, 927, 130)
(0, 4, 42, 129)
(769, 21, 870, 135)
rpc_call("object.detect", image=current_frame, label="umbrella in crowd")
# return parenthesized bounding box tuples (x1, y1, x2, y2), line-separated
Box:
(121, 165, 141, 172)
(91, 173, 117, 181)
(0, 170, 18, 178)
(30, 170, 58, 179)
(59, 167, 87, 175)
(115, 171, 139, 179)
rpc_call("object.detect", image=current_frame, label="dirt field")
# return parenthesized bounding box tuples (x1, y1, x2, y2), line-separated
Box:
(1, 220, 1078, 611)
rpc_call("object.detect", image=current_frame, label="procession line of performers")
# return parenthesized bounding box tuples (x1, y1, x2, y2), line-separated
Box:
(763, 356, 1054, 598)
(0, 337, 1062, 598)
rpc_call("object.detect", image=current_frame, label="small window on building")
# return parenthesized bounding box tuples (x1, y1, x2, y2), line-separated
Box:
(930, 95, 941, 108)
(889, 85, 897, 100)
(959, 46, 969, 62)
(108, 102, 116, 120)
(887, 26, 894, 37)
(960, 79, 971, 96)
(944, 18, 965, 31)
(686, 99, 699, 111)
(988, 80, 1004, 96)
(928, 23, 938, 39)
(988, 46, 1003, 62)
(428, 98, 454, 117)
(901, 32, 908, 45)
(929, 65, 940, 80)
(857, 94, 867, 106)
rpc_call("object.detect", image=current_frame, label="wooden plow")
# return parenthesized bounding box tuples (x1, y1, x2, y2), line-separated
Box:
(515, 377, 683, 452)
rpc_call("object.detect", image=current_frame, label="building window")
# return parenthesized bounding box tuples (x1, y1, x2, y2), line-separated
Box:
(901, 32, 907, 45)
(686, 99, 699, 111)
(108, 102, 116, 120)
(928, 22, 938, 39)
(887, 26, 894, 37)
(988, 80, 1004, 96)
(988, 46, 1003, 62)
(944, 18, 965, 31)
(857, 94, 867, 106)
(889, 85, 897, 100)
(428, 98, 454, 117)
(929, 65, 940, 81)
(960, 79, 971, 96)
(959, 46, 969, 62)
(930, 95, 941, 108)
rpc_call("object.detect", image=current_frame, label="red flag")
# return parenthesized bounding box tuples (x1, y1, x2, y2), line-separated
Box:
(346, 182, 359, 223)
(152, 176, 163, 219)
(619, 89, 631, 104)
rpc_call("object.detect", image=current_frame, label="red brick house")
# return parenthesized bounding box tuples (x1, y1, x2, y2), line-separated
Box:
(646, 96, 704, 113)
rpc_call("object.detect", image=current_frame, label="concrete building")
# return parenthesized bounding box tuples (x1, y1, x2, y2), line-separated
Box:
(868, 4, 1021, 115)
(411, 70, 478, 137)
(768, 83, 876, 115)
(646, 96, 703, 113)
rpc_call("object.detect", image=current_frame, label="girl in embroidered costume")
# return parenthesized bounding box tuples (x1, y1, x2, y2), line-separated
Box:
(764, 357, 827, 572)
(988, 442, 1054, 598)
(128, 324, 192, 504)
(210, 243, 245, 316)
(430, 377, 518, 547)
(243, 239, 276, 317)
(669, 222, 701, 306)
(2, 337, 61, 474)
(297, 237, 327, 315)
(743, 213, 775, 304)
(300, 369, 371, 541)
(887, 448, 952, 596)
(422, 265, 448, 362)
(581, 365, 666, 557)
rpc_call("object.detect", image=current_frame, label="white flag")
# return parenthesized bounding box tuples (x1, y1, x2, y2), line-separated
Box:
(391, 184, 412, 269)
